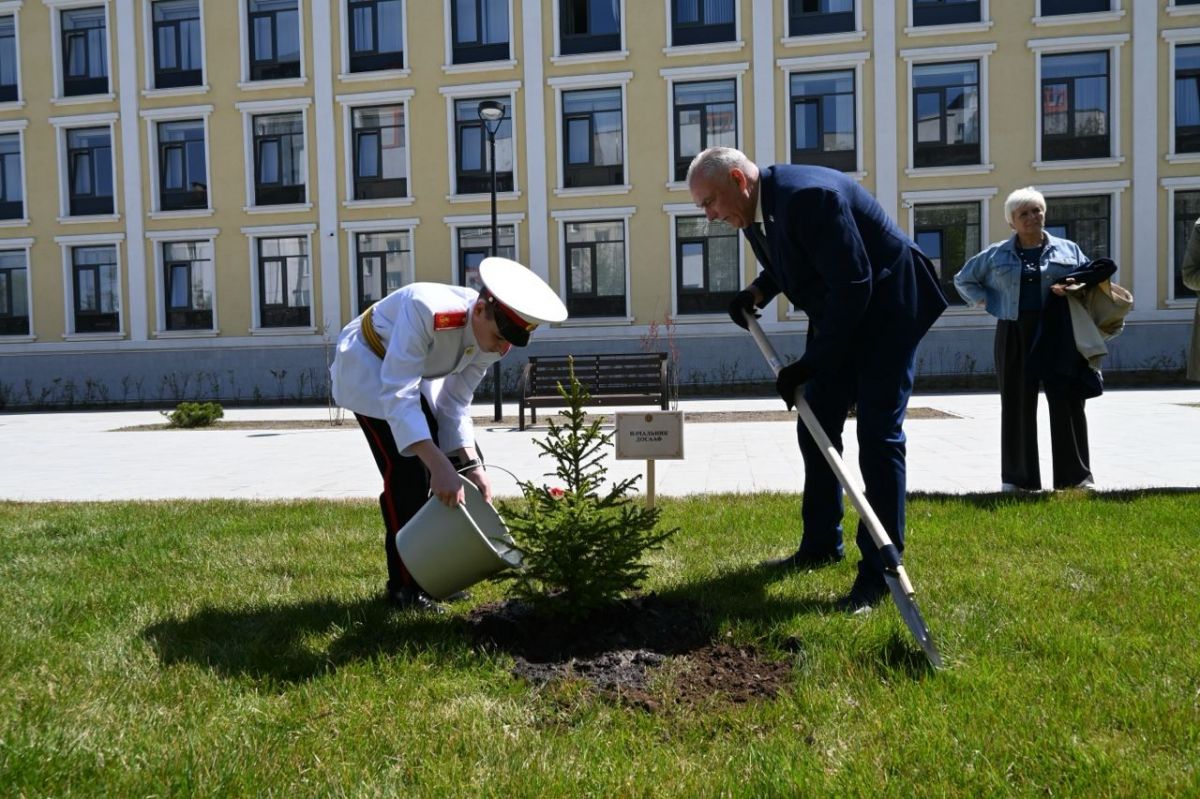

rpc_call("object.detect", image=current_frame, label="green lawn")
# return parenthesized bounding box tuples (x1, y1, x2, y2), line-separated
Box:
(1, 492, 1197, 797)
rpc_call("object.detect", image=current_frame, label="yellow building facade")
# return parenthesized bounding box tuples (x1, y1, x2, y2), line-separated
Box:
(0, 0, 1197, 407)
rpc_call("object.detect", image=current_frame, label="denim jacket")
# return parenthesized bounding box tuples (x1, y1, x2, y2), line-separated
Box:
(953, 233, 1088, 321)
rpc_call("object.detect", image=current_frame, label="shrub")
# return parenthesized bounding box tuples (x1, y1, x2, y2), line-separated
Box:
(163, 401, 224, 429)
(499, 359, 677, 619)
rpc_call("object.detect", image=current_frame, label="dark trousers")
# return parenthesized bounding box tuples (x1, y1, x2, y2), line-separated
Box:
(796, 324, 918, 588)
(354, 397, 440, 592)
(995, 312, 1092, 490)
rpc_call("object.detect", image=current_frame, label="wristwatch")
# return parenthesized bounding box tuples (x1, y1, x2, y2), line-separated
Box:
(454, 457, 483, 473)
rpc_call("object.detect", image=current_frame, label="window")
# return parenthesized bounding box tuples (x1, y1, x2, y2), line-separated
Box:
(913, 61, 980, 168)
(162, 240, 213, 330)
(562, 87, 622, 188)
(152, 0, 202, 89)
(0, 133, 21, 220)
(1041, 0, 1108, 14)
(0, 250, 28, 335)
(914, 202, 979, 306)
(348, 0, 404, 73)
(0, 16, 17, 102)
(72, 244, 120, 333)
(1173, 190, 1200, 300)
(789, 70, 855, 171)
(257, 236, 310, 327)
(913, 0, 980, 27)
(1176, 44, 1200, 154)
(457, 224, 514, 290)
(157, 120, 207, 211)
(1041, 51, 1109, 161)
(560, 0, 619, 55)
(67, 127, 113, 216)
(788, 0, 854, 37)
(1044, 195, 1109, 259)
(671, 0, 734, 47)
(248, 0, 300, 81)
(61, 6, 108, 96)
(352, 105, 407, 200)
(356, 230, 412, 312)
(454, 97, 512, 194)
(565, 219, 625, 317)
(675, 216, 737, 314)
(673, 78, 736, 181)
(253, 112, 305, 205)
(451, 0, 509, 65)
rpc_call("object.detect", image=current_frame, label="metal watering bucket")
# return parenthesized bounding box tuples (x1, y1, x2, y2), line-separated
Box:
(394, 475, 522, 599)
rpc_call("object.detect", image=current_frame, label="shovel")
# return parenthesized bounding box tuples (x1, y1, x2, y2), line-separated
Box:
(743, 313, 942, 668)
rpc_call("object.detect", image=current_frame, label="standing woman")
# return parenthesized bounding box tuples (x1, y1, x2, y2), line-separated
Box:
(954, 187, 1094, 492)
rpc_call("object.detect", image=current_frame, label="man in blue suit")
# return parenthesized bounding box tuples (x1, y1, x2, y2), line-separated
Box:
(688, 147, 947, 611)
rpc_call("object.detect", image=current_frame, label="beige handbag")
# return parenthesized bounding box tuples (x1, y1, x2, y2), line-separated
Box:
(1067, 280, 1132, 369)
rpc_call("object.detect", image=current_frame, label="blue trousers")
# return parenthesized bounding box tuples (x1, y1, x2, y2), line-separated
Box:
(795, 329, 918, 586)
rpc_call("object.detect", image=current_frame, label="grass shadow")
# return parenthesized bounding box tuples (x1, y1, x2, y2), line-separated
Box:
(141, 595, 467, 684)
(910, 486, 1200, 510)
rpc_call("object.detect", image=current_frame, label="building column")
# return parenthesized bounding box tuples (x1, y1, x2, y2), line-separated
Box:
(521, 0, 548, 281)
(311, 0, 342, 335)
(872, 0, 899, 218)
(1130, 0, 1157, 317)
(751, 0, 775, 164)
(116, 0, 147, 341)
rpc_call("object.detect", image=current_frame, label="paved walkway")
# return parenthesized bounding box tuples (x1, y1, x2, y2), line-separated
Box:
(2, 387, 1198, 502)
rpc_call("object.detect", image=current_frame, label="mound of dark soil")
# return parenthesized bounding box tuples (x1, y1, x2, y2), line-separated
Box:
(466, 594, 792, 710)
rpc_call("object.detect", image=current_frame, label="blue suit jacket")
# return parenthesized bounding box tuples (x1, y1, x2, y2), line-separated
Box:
(749, 165, 948, 373)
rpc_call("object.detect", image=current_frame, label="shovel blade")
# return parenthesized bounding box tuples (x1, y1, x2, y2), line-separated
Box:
(883, 572, 943, 669)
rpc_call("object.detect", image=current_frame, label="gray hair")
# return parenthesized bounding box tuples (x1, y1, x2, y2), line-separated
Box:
(686, 146, 752, 184)
(1004, 186, 1046, 225)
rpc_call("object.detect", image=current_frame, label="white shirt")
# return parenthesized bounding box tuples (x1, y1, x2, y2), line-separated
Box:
(330, 283, 503, 456)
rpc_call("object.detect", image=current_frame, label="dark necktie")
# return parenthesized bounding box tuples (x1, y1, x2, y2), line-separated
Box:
(744, 222, 772, 270)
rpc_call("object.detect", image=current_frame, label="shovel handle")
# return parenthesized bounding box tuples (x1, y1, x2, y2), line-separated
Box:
(743, 313, 915, 594)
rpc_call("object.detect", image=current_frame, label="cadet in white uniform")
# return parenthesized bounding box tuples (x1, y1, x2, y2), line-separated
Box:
(331, 258, 567, 610)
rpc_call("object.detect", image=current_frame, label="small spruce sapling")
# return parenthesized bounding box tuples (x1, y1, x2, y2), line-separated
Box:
(500, 359, 677, 619)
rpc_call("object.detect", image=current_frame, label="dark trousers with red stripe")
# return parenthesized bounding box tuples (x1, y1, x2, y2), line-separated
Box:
(354, 397, 440, 593)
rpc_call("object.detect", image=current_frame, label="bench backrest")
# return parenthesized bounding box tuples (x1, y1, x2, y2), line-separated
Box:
(526, 353, 666, 396)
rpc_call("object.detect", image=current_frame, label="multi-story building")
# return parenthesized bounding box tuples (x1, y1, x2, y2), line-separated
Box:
(0, 0, 1197, 407)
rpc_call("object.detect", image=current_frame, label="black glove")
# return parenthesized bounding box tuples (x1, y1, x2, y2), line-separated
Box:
(727, 289, 760, 330)
(775, 360, 811, 410)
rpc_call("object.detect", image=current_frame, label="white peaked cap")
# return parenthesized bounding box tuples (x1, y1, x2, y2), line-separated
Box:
(479, 257, 569, 326)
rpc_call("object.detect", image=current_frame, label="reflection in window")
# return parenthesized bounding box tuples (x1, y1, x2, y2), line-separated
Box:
(452, 0, 509, 64)
(676, 217, 738, 314)
(356, 230, 412, 313)
(673, 78, 736, 181)
(913, 60, 980, 168)
(788, 0, 854, 38)
(163, 240, 214, 331)
(565, 219, 625, 317)
(560, 0, 619, 55)
(253, 112, 305, 205)
(158, 120, 207, 211)
(455, 97, 513, 194)
(0, 249, 29, 335)
(562, 87, 623, 188)
(257, 236, 311, 327)
(0, 133, 22, 220)
(0, 16, 18, 102)
(352, 105, 407, 200)
(1044, 195, 1109, 260)
(1175, 44, 1200, 154)
(457, 225, 514, 291)
(73, 245, 120, 333)
(248, 0, 300, 81)
(671, 0, 734, 47)
(62, 6, 108, 96)
(790, 70, 855, 171)
(914, 202, 979, 306)
(1174, 191, 1200, 300)
(67, 127, 113, 216)
(153, 0, 202, 89)
(1041, 50, 1109, 161)
(349, 0, 404, 72)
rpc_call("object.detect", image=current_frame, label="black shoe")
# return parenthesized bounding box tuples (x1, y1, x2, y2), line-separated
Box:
(834, 576, 889, 614)
(442, 590, 472, 603)
(760, 548, 844, 571)
(387, 585, 446, 613)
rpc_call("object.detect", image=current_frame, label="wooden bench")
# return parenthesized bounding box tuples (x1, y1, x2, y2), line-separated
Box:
(517, 352, 670, 430)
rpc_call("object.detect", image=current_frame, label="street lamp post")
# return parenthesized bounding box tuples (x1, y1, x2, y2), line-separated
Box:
(478, 100, 505, 423)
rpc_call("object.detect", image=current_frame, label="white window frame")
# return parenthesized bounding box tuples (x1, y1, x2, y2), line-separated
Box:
(904, 0, 992, 36)
(1168, 1, 1200, 18)
(900, 186, 998, 320)
(146, 227, 219, 337)
(140, 0, 208, 97)
(443, 211, 524, 285)
(1038, 179, 1129, 279)
(0, 2, 26, 109)
(237, 0, 308, 90)
(0, 237, 35, 341)
(1164, 27, 1200, 164)
(548, 71, 631, 196)
(56, 230, 124, 339)
(662, 201, 744, 322)
(1029, 33, 1128, 170)
(550, 0, 628, 64)
(663, 0, 743, 57)
(340, 217, 419, 314)
(778, 51, 869, 177)
(236, 96, 313, 213)
(139, 104, 213, 218)
(780, 0, 866, 48)
(439, 80, 522, 202)
(0, 118, 29, 227)
(338, 0, 410, 81)
(1163, 177, 1200, 307)
(550, 206, 634, 324)
(1033, 0, 1124, 27)
(241, 222, 317, 333)
(46, 0, 114, 104)
(660, 61, 749, 191)
(901, 43, 995, 178)
(50, 111, 120, 223)
(336, 88, 415, 209)
(442, 0, 516, 74)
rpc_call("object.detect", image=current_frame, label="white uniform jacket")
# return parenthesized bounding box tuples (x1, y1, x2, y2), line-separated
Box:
(330, 283, 502, 456)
